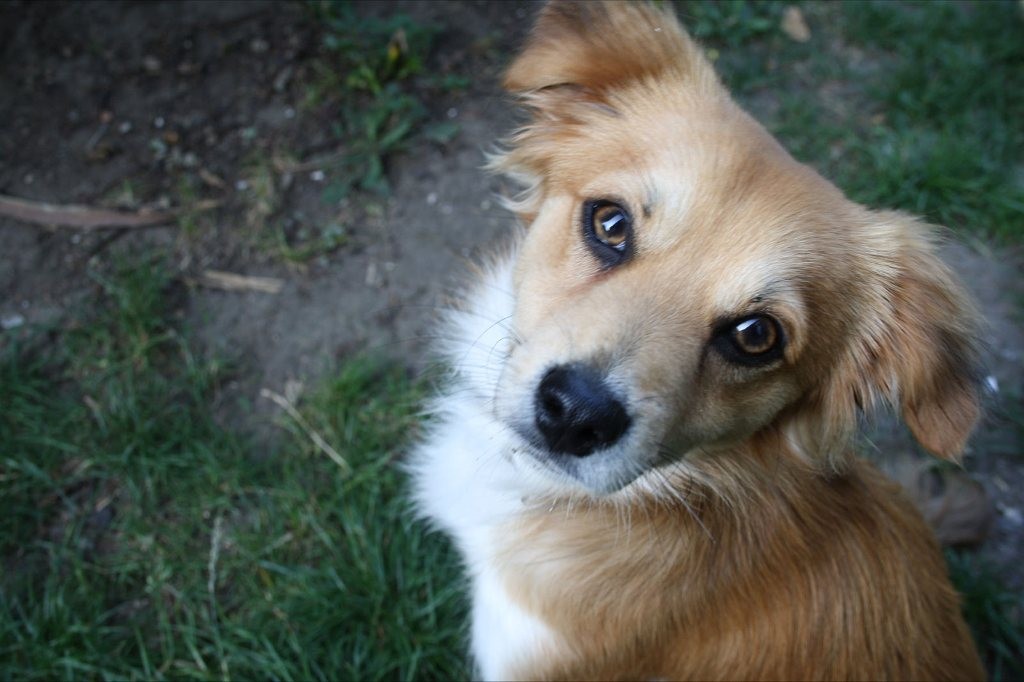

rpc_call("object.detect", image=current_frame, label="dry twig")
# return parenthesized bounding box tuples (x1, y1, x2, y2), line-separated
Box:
(196, 270, 284, 294)
(0, 193, 220, 230)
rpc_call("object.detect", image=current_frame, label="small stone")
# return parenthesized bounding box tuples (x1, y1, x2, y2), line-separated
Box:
(365, 262, 382, 287)
(781, 6, 811, 43)
(1, 314, 25, 330)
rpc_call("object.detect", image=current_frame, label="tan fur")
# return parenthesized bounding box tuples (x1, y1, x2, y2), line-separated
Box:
(502, 458, 978, 680)
(479, 1, 984, 678)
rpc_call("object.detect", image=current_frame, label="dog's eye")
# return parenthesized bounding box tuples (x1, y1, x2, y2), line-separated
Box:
(732, 316, 778, 355)
(593, 204, 629, 249)
(714, 315, 785, 366)
(583, 200, 632, 266)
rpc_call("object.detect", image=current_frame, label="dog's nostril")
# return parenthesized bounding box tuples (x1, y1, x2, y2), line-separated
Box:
(573, 427, 598, 451)
(540, 392, 565, 419)
(534, 364, 631, 457)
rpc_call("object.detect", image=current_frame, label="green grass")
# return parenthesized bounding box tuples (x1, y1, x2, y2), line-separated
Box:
(0, 256, 466, 680)
(306, 0, 458, 202)
(947, 550, 1024, 681)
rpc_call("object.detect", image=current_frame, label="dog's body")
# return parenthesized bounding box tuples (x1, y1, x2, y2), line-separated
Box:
(411, 2, 985, 679)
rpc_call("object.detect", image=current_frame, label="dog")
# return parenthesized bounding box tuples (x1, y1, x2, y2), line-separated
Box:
(410, 2, 986, 679)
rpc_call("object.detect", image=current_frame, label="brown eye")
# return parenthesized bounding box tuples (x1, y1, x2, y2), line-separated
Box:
(731, 315, 780, 356)
(583, 200, 632, 266)
(713, 314, 785, 366)
(592, 203, 629, 250)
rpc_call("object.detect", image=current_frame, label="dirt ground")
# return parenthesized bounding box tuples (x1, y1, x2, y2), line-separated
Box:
(2, 0, 1021, 589)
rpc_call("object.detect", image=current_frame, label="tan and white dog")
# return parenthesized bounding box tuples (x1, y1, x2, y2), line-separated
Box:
(411, 2, 985, 679)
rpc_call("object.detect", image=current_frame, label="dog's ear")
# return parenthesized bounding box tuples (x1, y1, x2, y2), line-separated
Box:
(504, 1, 713, 97)
(787, 213, 983, 466)
(495, 1, 721, 220)
(880, 223, 982, 461)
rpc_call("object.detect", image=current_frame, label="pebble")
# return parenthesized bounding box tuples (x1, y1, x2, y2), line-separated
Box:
(1, 314, 25, 330)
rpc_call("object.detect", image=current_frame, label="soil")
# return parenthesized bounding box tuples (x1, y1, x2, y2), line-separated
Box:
(1, 0, 1021, 588)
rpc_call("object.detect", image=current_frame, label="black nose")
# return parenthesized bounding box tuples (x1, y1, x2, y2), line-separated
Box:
(534, 364, 631, 457)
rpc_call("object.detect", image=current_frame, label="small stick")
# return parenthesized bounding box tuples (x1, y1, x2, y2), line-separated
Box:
(196, 270, 284, 294)
(0, 193, 221, 230)
(272, 149, 347, 174)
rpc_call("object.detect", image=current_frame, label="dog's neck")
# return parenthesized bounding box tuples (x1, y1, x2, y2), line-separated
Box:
(490, 456, 939, 679)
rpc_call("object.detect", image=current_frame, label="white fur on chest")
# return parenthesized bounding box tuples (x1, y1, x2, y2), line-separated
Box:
(413, 395, 558, 679)
(409, 251, 561, 679)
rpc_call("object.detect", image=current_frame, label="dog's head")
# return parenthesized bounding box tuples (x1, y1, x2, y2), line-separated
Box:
(490, 1, 981, 496)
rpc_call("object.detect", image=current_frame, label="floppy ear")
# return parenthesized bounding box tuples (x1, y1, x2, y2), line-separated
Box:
(793, 213, 983, 466)
(877, 222, 983, 461)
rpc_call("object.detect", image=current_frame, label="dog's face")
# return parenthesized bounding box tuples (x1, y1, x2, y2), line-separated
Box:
(492, 1, 981, 496)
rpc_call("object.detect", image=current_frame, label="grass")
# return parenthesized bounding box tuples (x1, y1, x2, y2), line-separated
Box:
(306, 0, 458, 202)
(0, 256, 466, 680)
(947, 550, 1024, 680)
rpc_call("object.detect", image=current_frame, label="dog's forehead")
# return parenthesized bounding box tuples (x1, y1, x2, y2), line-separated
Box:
(582, 154, 836, 268)
(570, 104, 836, 237)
